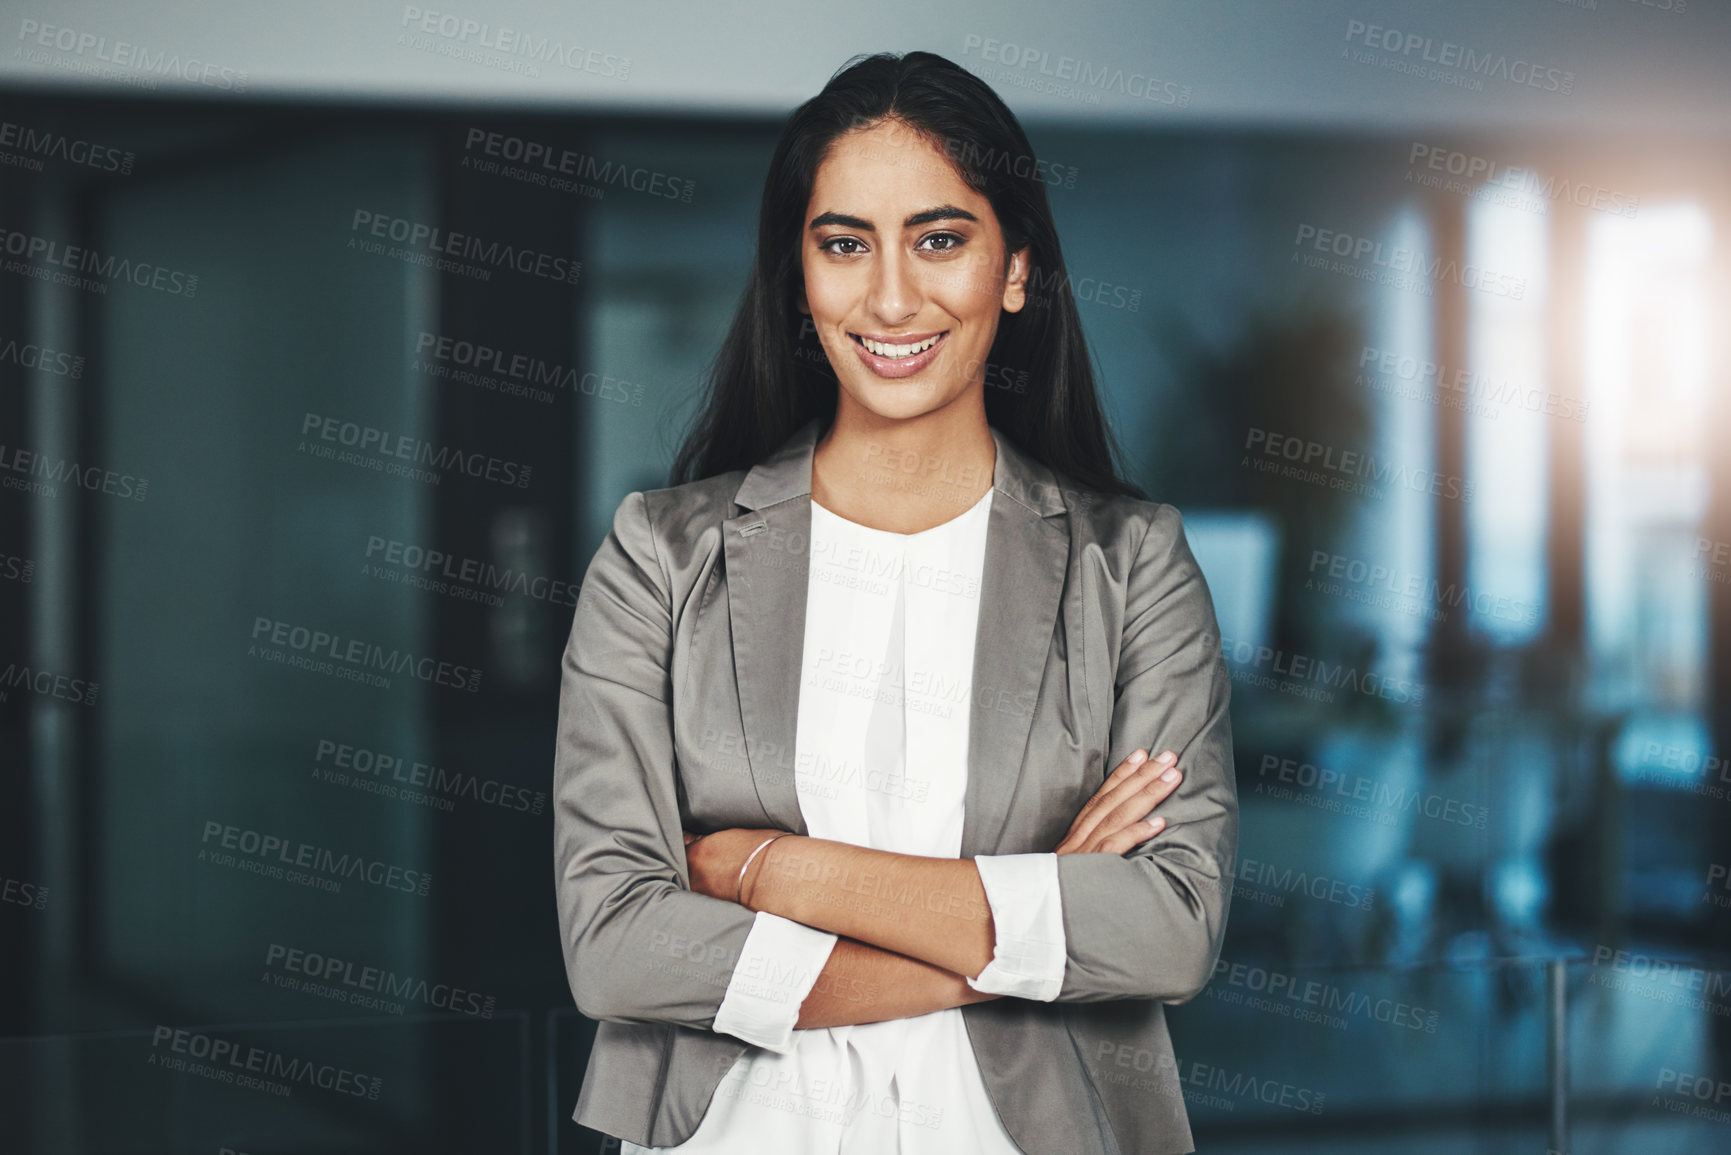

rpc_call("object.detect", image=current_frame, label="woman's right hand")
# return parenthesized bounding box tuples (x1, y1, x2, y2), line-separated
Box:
(1054, 749, 1184, 856)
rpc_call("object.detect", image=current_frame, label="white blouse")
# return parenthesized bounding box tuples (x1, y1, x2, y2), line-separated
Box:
(624, 485, 1068, 1154)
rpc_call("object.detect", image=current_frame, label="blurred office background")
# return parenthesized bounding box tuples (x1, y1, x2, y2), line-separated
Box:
(0, 1, 1728, 1152)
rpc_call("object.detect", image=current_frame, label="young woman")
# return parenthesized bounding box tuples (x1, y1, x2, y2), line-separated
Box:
(554, 51, 1237, 1155)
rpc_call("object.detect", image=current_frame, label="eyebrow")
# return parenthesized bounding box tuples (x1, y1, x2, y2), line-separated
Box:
(808, 205, 979, 231)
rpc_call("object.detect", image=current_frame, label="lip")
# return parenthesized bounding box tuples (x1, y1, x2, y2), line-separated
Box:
(851, 329, 947, 344)
(848, 329, 949, 379)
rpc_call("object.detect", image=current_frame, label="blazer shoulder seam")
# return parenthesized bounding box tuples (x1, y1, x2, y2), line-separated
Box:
(1071, 490, 1170, 555)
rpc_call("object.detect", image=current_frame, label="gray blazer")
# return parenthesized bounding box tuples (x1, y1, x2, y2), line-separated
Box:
(554, 416, 1238, 1155)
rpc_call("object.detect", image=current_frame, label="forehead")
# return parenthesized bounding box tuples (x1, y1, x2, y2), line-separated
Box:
(810, 119, 987, 217)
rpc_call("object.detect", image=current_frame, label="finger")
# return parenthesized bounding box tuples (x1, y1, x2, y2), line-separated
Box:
(1133, 760, 1185, 809)
(682, 832, 696, 846)
(1069, 753, 1175, 844)
(1095, 817, 1165, 856)
(1073, 751, 1167, 830)
(1107, 748, 1151, 783)
(1072, 749, 1149, 820)
(1079, 768, 1182, 852)
(1059, 768, 1156, 848)
(1107, 757, 1184, 815)
(1091, 766, 1184, 840)
(1092, 816, 1164, 855)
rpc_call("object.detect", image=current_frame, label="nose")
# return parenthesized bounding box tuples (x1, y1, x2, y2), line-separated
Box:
(865, 243, 920, 328)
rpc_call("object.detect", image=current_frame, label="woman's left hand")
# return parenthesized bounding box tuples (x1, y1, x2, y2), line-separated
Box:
(682, 828, 792, 905)
(1055, 748, 1184, 855)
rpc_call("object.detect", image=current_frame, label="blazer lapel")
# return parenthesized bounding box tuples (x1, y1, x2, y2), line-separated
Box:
(723, 419, 822, 834)
(722, 418, 1071, 854)
(961, 429, 1069, 857)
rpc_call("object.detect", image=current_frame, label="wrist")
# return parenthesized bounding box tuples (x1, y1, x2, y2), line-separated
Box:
(950, 968, 1003, 1007)
(741, 833, 796, 910)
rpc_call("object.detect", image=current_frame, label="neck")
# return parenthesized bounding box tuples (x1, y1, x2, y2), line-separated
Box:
(811, 393, 995, 535)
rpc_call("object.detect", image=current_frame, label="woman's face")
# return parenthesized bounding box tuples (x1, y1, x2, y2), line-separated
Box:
(797, 117, 1028, 424)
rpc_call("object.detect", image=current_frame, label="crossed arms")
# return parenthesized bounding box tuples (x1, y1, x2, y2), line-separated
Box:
(678, 745, 1189, 1031)
(553, 491, 1237, 1036)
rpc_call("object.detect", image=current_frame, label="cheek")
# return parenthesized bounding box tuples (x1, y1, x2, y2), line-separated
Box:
(801, 245, 860, 290)
(932, 259, 1004, 317)
(802, 268, 854, 321)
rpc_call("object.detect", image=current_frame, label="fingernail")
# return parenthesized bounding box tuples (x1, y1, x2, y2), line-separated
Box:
(1146, 817, 1165, 832)
(1129, 749, 1147, 764)
(1162, 766, 1180, 782)
(1156, 750, 1176, 764)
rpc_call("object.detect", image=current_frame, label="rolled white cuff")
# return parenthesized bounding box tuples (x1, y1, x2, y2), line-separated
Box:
(711, 911, 838, 1054)
(968, 853, 1067, 1002)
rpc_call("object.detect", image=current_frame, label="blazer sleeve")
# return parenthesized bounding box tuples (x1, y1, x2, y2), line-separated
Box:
(554, 490, 758, 1027)
(1052, 503, 1238, 1005)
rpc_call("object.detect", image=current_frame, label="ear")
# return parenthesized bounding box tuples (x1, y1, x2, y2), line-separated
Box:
(1001, 246, 1030, 314)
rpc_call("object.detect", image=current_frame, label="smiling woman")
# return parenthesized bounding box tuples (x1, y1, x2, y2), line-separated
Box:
(554, 50, 1238, 1155)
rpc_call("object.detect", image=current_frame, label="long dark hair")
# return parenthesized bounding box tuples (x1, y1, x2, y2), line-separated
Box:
(669, 50, 1145, 502)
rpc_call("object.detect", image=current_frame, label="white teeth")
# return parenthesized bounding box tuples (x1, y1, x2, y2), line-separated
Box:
(860, 334, 940, 358)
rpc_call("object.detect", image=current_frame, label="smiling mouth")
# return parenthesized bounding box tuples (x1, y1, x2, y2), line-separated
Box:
(850, 332, 947, 359)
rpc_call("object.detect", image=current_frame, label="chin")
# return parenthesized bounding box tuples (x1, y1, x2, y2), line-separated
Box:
(848, 381, 954, 421)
